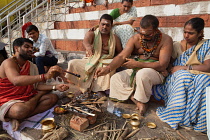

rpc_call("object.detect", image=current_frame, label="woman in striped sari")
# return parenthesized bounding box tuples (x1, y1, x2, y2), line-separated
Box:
(153, 18, 210, 132)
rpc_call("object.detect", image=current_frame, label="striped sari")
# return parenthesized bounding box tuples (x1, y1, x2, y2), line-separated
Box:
(153, 39, 210, 132)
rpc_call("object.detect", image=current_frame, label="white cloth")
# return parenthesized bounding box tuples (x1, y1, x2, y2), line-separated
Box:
(3, 107, 54, 140)
(31, 34, 58, 58)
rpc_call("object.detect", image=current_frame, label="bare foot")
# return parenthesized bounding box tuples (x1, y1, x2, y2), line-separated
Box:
(131, 96, 148, 116)
(136, 102, 148, 116)
(11, 119, 20, 131)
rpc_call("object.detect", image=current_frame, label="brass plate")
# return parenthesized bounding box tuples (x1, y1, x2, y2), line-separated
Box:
(147, 122, 157, 129)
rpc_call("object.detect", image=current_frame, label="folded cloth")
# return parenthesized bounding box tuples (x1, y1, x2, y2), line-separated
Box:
(3, 107, 54, 140)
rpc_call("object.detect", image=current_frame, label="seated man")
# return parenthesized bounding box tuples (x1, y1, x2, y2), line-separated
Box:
(0, 38, 69, 131)
(95, 15, 173, 116)
(65, 14, 122, 94)
(26, 25, 58, 74)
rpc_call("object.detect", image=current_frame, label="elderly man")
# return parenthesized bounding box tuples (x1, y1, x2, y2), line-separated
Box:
(65, 14, 122, 94)
(0, 38, 69, 131)
(26, 25, 58, 74)
(95, 15, 173, 116)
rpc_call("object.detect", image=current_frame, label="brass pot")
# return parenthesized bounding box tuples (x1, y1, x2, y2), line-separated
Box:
(130, 115, 140, 129)
(40, 118, 56, 133)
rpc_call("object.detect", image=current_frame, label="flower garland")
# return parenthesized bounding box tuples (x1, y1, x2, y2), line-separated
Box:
(140, 29, 162, 59)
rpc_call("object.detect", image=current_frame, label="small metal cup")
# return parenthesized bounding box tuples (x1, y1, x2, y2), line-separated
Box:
(40, 118, 56, 134)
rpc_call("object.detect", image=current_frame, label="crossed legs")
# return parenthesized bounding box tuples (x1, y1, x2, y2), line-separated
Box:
(5, 91, 58, 131)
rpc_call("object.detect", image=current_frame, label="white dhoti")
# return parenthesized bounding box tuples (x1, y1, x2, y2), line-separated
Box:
(65, 58, 114, 93)
(109, 68, 164, 103)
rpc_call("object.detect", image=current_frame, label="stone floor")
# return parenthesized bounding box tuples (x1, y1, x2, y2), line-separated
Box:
(0, 60, 209, 140)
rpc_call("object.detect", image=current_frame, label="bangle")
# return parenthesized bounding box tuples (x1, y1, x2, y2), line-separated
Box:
(52, 85, 56, 90)
(41, 74, 46, 81)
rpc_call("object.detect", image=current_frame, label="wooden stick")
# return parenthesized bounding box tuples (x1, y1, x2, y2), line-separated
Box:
(115, 120, 128, 140)
(83, 122, 108, 132)
(85, 105, 101, 112)
(118, 128, 129, 140)
(64, 104, 96, 116)
(124, 128, 140, 139)
(103, 123, 109, 140)
(95, 129, 126, 133)
(81, 101, 105, 104)
(176, 130, 188, 140)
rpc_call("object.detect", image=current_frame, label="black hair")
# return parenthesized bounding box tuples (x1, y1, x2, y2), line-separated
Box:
(122, 0, 133, 4)
(184, 17, 204, 33)
(140, 15, 159, 29)
(26, 25, 39, 33)
(100, 14, 113, 25)
(13, 38, 33, 53)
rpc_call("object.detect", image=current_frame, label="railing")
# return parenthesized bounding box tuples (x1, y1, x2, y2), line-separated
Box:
(0, 0, 81, 55)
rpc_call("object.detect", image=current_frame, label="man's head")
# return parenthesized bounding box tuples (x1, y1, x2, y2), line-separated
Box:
(184, 17, 204, 43)
(26, 25, 39, 42)
(121, 0, 133, 13)
(99, 14, 113, 35)
(139, 15, 159, 41)
(13, 38, 34, 60)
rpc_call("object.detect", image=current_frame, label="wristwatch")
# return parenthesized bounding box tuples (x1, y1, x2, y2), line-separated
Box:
(52, 85, 56, 90)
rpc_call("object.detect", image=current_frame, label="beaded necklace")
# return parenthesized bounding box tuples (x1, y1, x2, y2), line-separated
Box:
(140, 30, 162, 60)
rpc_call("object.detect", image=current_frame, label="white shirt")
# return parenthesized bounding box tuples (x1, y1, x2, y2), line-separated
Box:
(31, 34, 58, 58)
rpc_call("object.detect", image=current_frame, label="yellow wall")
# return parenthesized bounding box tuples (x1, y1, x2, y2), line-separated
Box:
(0, 0, 14, 9)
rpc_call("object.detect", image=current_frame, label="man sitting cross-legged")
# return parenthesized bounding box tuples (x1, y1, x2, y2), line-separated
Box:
(65, 14, 122, 95)
(95, 15, 173, 116)
(0, 38, 69, 131)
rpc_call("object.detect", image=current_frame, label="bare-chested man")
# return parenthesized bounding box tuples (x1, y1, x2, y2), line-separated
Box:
(66, 14, 122, 93)
(65, 14, 122, 94)
(0, 38, 69, 131)
(95, 15, 173, 116)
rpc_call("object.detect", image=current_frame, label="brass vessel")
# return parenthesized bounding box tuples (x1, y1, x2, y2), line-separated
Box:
(122, 114, 131, 119)
(147, 122, 157, 129)
(130, 115, 140, 129)
(40, 118, 56, 133)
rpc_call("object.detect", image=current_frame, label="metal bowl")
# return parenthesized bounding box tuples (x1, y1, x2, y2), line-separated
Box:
(40, 118, 56, 133)
(122, 114, 131, 119)
(147, 122, 157, 129)
(129, 119, 140, 129)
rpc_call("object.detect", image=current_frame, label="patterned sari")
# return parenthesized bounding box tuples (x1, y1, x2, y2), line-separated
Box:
(110, 7, 137, 48)
(153, 39, 210, 132)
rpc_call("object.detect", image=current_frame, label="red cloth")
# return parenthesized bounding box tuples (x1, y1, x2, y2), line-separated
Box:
(0, 61, 38, 106)
(22, 22, 33, 38)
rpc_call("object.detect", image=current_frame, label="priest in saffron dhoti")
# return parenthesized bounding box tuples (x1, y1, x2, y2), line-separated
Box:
(0, 38, 69, 131)
(65, 14, 122, 93)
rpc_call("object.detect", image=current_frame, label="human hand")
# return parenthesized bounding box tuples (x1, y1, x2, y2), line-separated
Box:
(122, 58, 138, 69)
(161, 69, 169, 77)
(170, 66, 186, 74)
(45, 65, 63, 79)
(86, 47, 94, 57)
(55, 84, 69, 92)
(94, 67, 110, 78)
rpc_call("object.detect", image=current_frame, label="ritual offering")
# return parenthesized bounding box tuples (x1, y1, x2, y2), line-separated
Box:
(147, 122, 157, 129)
(40, 118, 56, 134)
(54, 106, 67, 114)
